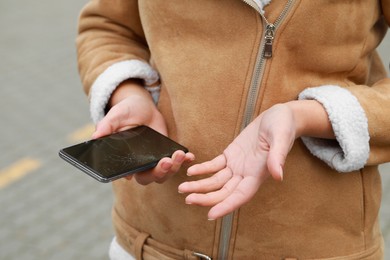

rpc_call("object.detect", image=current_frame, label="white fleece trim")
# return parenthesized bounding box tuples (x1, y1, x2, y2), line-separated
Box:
(298, 85, 370, 172)
(109, 237, 135, 260)
(89, 60, 160, 124)
(253, 0, 271, 12)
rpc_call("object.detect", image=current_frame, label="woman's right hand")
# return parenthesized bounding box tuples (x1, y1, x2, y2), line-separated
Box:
(92, 79, 194, 185)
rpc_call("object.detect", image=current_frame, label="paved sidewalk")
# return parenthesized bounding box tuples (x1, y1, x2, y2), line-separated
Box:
(0, 1, 113, 259)
(0, 1, 390, 259)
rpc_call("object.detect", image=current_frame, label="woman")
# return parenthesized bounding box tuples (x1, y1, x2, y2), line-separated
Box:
(77, 0, 390, 259)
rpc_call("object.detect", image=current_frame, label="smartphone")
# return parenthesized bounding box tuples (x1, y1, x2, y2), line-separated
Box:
(59, 125, 188, 183)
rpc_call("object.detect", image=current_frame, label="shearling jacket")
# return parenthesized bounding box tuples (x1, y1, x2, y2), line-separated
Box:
(77, 0, 390, 259)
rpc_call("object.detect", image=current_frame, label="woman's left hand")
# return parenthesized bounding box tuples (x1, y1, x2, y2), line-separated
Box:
(178, 100, 332, 220)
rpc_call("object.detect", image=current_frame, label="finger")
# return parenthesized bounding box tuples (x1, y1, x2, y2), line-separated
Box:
(267, 152, 284, 182)
(266, 137, 293, 182)
(92, 120, 115, 139)
(184, 152, 195, 162)
(154, 151, 193, 182)
(94, 99, 159, 139)
(92, 106, 133, 139)
(134, 158, 173, 185)
(185, 173, 241, 206)
(158, 151, 195, 182)
(187, 154, 226, 176)
(126, 150, 192, 185)
(169, 150, 186, 173)
(207, 176, 262, 220)
(147, 116, 169, 136)
(178, 167, 233, 193)
(125, 175, 133, 181)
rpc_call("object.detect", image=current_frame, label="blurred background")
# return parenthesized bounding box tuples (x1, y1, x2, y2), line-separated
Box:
(0, 1, 390, 259)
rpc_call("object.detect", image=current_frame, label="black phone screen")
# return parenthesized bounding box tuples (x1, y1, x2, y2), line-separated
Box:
(59, 125, 188, 182)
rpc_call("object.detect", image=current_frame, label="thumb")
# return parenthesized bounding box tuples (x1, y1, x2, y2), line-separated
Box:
(266, 139, 292, 181)
(92, 120, 113, 139)
(91, 103, 137, 139)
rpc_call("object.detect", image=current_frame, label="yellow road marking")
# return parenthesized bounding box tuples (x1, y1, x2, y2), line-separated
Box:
(0, 158, 41, 189)
(68, 123, 95, 143)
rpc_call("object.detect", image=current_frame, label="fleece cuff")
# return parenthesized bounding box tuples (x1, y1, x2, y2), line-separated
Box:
(298, 85, 369, 172)
(89, 60, 160, 124)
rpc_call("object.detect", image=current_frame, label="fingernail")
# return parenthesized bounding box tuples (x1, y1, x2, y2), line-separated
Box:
(279, 165, 284, 181)
(208, 218, 215, 221)
(185, 197, 193, 204)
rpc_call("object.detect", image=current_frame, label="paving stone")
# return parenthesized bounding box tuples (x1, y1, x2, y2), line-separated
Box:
(0, 0, 114, 259)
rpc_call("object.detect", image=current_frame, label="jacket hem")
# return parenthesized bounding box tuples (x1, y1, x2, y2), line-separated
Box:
(312, 238, 384, 259)
(112, 207, 207, 260)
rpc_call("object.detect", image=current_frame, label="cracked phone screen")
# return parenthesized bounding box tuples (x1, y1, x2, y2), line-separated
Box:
(60, 126, 188, 180)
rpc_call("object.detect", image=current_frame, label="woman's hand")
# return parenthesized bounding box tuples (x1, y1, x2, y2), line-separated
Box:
(178, 100, 333, 220)
(93, 80, 194, 185)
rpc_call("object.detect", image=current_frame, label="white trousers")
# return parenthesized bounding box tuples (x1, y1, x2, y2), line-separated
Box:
(109, 237, 136, 260)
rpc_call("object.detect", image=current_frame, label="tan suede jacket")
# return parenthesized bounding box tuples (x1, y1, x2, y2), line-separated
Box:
(77, 0, 390, 259)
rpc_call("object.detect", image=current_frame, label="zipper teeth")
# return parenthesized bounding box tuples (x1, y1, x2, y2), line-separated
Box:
(242, 0, 294, 128)
(273, 0, 294, 27)
(218, 213, 234, 259)
(218, 1, 295, 259)
(242, 33, 267, 128)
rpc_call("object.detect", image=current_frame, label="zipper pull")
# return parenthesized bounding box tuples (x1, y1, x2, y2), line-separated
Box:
(264, 24, 275, 58)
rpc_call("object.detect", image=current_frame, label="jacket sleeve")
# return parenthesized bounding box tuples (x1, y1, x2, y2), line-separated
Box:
(296, 2, 390, 172)
(298, 85, 370, 172)
(298, 67, 390, 173)
(77, 0, 159, 123)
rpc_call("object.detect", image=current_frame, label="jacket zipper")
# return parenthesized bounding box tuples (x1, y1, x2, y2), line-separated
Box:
(217, 1, 294, 259)
(241, 0, 294, 127)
